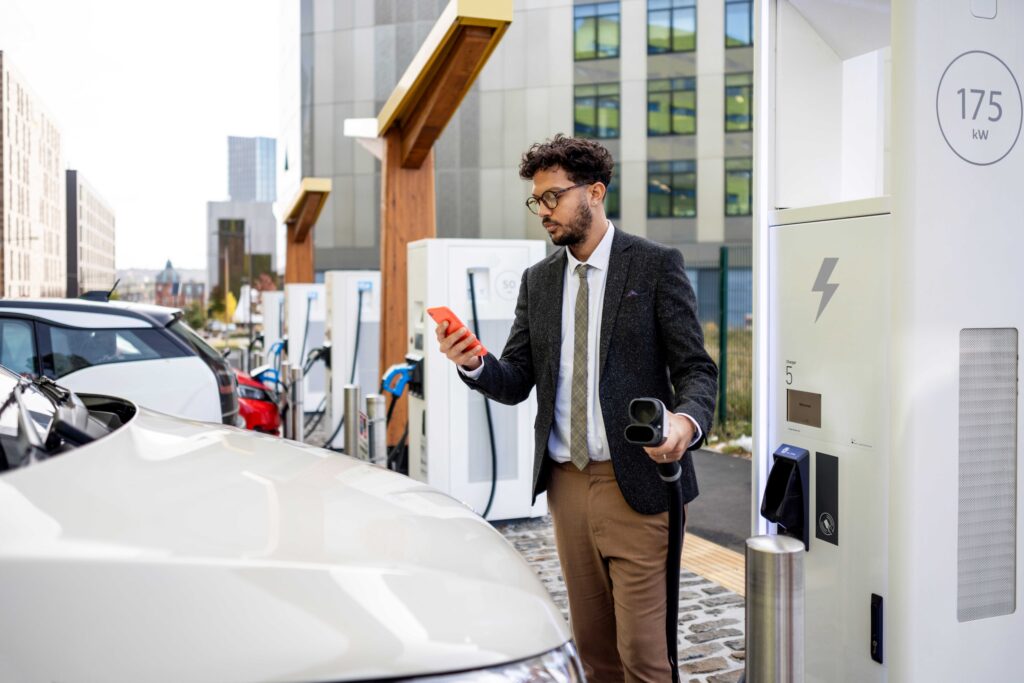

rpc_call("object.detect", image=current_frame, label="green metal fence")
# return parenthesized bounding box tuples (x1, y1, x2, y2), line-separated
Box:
(686, 245, 752, 439)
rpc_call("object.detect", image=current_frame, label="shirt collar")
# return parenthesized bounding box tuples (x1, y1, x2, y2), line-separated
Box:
(566, 221, 615, 273)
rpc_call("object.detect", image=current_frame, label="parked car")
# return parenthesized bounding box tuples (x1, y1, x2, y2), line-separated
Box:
(0, 299, 239, 426)
(234, 368, 282, 435)
(0, 368, 580, 682)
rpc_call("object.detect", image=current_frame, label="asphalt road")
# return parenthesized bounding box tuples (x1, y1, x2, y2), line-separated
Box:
(687, 449, 752, 554)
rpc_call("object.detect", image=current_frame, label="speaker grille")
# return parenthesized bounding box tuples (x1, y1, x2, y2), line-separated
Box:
(958, 328, 1018, 622)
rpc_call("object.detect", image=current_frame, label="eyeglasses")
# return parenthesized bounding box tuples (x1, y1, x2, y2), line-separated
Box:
(525, 183, 588, 215)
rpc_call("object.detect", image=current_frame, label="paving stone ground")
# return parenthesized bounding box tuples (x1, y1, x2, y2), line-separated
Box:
(495, 516, 746, 683)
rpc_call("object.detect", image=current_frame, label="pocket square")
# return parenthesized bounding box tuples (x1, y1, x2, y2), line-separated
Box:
(626, 289, 640, 298)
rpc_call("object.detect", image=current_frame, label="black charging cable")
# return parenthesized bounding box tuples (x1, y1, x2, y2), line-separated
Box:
(467, 271, 497, 519)
(321, 288, 365, 448)
(624, 397, 686, 683)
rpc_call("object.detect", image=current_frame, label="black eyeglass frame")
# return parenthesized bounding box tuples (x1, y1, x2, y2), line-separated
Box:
(525, 183, 590, 215)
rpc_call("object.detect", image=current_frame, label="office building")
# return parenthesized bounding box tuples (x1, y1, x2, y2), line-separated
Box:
(66, 170, 116, 296)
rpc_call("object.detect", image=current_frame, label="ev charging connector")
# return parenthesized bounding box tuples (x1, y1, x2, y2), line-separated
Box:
(624, 396, 684, 683)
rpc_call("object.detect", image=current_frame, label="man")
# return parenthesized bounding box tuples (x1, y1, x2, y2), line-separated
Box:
(435, 134, 718, 682)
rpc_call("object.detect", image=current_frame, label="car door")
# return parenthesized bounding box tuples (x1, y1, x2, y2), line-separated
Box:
(38, 322, 222, 423)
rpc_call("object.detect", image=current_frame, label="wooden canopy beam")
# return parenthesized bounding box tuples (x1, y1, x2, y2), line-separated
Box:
(283, 177, 331, 284)
(374, 0, 512, 444)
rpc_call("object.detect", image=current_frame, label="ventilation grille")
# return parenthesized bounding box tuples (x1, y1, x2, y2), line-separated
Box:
(958, 328, 1018, 622)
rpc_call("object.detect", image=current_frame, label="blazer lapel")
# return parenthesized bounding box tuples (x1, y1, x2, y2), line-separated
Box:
(600, 229, 633, 375)
(542, 250, 567, 379)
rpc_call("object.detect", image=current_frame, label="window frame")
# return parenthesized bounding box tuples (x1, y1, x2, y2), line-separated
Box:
(724, 157, 753, 217)
(574, 2, 621, 61)
(647, 0, 697, 55)
(648, 77, 697, 137)
(725, 0, 754, 48)
(574, 82, 621, 140)
(724, 72, 754, 132)
(647, 160, 698, 219)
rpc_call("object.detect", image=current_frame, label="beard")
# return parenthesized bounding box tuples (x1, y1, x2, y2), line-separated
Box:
(544, 200, 592, 247)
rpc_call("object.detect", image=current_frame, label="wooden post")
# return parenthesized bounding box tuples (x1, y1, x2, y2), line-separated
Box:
(380, 134, 437, 442)
(358, 0, 513, 445)
(283, 178, 331, 285)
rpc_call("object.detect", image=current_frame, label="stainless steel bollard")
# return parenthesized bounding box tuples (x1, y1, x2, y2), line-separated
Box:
(280, 360, 292, 440)
(343, 384, 360, 456)
(745, 535, 805, 683)
(291, 366, 304, 443)
(364, 394, 386, 465)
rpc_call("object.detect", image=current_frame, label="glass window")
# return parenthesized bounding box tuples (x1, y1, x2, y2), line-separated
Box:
(0, 318, 37, 377)
(725, 0, 753, 47)
(648, 78, 697, 136)
(606, 165, 620, 219)
(574, 3, 620, 61)
(725, 72, 753, 132)
(575, 83, 620, 139)
(47, 326, 188, 379)
(648, 0, 696, 54)
(725, 157, 753, 216)
(648, 160, 697, 218)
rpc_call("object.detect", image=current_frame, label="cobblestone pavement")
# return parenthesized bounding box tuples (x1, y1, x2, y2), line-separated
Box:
(494, 516, 746, 683)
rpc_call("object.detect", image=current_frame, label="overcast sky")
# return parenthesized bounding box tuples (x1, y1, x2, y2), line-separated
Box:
(0, 0, 281, 270)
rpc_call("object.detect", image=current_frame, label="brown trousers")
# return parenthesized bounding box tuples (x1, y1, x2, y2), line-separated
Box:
(548, 459, 675, 683)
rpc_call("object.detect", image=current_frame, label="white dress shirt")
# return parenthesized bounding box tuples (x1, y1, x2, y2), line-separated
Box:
(461, 222, 701, 462)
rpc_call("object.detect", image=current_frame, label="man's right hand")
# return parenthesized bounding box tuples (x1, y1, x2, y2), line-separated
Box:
(435, 321, 484, 371)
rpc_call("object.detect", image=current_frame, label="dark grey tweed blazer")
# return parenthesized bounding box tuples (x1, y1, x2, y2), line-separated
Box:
(459, 229, 718, 515)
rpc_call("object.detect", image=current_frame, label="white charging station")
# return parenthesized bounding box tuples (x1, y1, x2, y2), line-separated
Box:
(754, 2, 1023, 680)
(260, 290, 285, 361)
(283, 283, 327, 411)
(324, 270, 381, 448)
(407, 238, 547, 521)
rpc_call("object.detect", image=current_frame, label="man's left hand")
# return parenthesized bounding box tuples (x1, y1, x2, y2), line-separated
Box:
(643, 413, 695, 464)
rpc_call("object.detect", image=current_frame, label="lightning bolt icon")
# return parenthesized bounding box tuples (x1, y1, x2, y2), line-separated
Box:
(812, 258, 839, 322)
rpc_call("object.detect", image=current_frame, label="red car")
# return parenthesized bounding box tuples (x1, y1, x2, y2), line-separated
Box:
(233, 368, 281, 436)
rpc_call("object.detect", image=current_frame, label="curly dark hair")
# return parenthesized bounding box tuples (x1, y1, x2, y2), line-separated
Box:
(518, 134, 614, 188)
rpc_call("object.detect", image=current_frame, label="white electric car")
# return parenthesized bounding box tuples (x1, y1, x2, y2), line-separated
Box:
(0, 298, 239, 426)
(0, 368, 579, 682)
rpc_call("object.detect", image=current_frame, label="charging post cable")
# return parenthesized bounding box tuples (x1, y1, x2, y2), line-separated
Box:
(624, 397, 685, 683)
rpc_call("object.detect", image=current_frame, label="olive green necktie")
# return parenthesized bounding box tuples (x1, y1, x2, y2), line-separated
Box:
(570, 263, 591, 471)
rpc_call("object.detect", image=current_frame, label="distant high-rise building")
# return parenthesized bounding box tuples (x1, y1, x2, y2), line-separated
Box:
(0, 51, 66, 297)
(228, 136, 277, 202)
(66, 170, 116, 297)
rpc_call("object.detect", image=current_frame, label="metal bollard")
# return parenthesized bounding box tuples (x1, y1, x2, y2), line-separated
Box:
(343, 384, 360, 456)
(280, 360, 292, 440)
(745, 535, 805, 683)
(290, 366, 304, 443)
(364, 394, 386, 465)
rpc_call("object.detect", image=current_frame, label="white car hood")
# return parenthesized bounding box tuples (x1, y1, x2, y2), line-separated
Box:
(0, 410, 570, 682)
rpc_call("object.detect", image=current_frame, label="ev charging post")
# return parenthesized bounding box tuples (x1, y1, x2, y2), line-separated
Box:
(407, 238, 547, 521)
(753, 1, 1024, 680)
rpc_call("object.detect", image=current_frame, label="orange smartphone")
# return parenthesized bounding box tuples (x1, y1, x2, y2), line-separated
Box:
(427, 306, 487, 356)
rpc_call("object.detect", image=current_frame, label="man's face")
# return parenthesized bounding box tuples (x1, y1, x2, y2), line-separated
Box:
(531, 167, 591, 248)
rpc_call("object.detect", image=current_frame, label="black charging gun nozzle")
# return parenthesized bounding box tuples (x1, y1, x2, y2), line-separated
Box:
(624, 397, 681, 481)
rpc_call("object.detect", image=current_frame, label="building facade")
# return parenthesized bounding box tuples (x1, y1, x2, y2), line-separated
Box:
(206, 200, 277, 304)
(0, 51, 66, 298)
(229, 136, 277, 203)
(155, 260, 205, 309)
(289, 0, 753, 274)
(66, 170, 116, 296)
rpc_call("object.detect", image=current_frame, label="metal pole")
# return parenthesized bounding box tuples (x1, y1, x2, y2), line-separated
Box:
(343, 384, 361, 456)
(745, 535, 805, 683)
(291, 365, 304, 443)
(365, 394, 386, 465)
(718, 245, 729, 426)
(280, 359, 292, 440)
